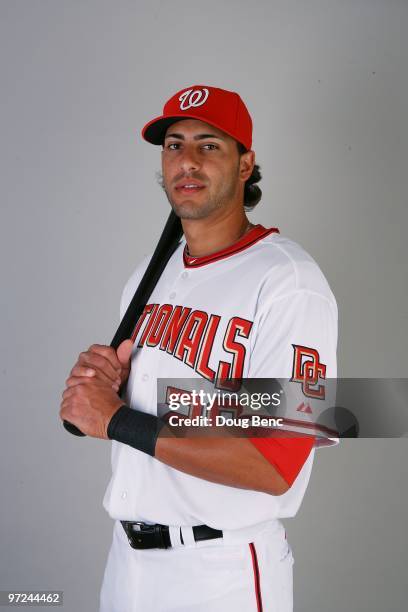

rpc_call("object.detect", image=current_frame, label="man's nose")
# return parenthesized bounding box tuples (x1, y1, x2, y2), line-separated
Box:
(179, 147, 201, 173)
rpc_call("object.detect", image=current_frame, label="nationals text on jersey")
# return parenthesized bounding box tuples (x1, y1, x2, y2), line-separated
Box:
(132, 302, 253, 382)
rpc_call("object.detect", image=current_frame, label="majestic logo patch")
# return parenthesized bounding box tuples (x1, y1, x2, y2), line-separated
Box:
(296, 402, 313, 414)
(291, 344, 326, 399)
(179, 88, 209, 110)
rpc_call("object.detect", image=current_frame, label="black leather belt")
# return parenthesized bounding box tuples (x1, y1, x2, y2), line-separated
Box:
(121, 521, 223, 550)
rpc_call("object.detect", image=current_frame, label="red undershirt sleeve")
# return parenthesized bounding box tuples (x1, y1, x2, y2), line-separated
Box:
(249, 435, 316, 486)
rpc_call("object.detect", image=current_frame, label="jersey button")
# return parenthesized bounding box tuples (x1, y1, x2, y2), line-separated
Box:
(121, 491, 127, 500)
(181, 271, 188, 279)
(169, 291, 176, 299)
(142, 373, 149, 382)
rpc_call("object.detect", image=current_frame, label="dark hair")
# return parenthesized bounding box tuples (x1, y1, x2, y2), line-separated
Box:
(237, 142, 262, 210)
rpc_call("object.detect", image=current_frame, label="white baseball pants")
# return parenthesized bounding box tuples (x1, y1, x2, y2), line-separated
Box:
(99, 519, 294, 612)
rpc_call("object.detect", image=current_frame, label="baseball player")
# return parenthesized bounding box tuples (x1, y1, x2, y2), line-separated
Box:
(60, 84, 338, 611)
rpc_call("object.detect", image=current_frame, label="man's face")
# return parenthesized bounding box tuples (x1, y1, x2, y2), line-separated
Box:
(160, 119, 245, 220)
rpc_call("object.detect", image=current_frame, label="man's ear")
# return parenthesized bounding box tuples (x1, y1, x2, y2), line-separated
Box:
(239, 150, 255, 182)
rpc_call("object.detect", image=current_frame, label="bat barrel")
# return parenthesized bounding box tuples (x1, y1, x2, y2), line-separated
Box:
(63, 211, 183, 438)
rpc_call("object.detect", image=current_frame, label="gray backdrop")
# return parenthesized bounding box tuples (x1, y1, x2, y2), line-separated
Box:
(1, 1, 407, 610)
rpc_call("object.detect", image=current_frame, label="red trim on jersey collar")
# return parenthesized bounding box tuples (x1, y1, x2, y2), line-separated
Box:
(183, 225, 279, 268)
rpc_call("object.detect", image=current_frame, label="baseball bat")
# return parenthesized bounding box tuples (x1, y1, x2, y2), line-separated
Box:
(63, 210, 183, 437)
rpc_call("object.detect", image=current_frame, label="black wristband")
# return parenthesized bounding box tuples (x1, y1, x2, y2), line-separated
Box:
(107, 405, 164, 457)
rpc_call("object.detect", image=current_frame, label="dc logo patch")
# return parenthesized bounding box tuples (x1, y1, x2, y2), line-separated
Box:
(291, 344, 327, 399)
(179, 88, 209, 110)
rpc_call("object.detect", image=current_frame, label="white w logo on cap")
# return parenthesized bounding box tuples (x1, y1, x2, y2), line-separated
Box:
(179, 88, 209, 111)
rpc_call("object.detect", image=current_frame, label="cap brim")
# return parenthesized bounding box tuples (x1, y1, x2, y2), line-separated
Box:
(141, 113, 250, 150)
(142, 115, 202, 145)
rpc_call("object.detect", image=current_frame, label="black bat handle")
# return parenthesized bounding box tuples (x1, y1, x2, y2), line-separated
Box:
(63, 211, 183, 438)
(63, 420, 86, 436)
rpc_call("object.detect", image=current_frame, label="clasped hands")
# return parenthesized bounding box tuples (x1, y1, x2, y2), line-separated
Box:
(59, 340, 134, 439)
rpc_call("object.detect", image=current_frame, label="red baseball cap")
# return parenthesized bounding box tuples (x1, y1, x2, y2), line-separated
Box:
(141, 84, 253, 150)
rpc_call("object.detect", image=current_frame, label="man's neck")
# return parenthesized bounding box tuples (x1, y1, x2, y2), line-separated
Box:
(182, 210, 253, 258)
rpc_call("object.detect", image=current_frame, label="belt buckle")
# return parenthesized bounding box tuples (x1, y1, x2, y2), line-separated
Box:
(121, 521, 170, 550)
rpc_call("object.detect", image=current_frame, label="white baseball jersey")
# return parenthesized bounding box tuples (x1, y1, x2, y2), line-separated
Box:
(102, 224, 338, 530)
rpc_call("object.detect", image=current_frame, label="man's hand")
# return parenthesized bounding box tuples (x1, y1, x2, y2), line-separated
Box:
(59, 340, 134, 438)
(67, 340, 134, 390)
(60, 380, 124, 438)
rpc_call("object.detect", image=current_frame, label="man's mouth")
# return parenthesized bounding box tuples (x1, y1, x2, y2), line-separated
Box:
(175, 182, 206, 194)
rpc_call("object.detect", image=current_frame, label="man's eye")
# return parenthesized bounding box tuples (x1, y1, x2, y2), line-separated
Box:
(164, 143, 218, 151)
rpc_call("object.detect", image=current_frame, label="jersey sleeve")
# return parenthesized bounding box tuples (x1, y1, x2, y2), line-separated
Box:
(246, 288, 338, 484)
(248, 289, 337, 379)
